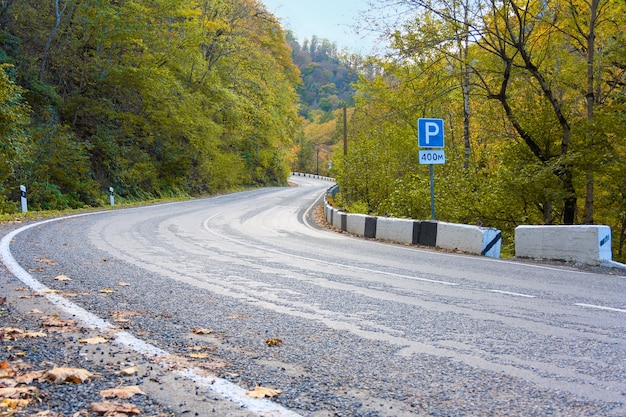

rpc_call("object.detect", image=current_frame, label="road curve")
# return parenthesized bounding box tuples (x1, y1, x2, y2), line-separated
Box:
(3, 175, 625, 416)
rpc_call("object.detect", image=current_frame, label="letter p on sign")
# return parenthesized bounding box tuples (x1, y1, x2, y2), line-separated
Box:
(418, 118, 444, 148)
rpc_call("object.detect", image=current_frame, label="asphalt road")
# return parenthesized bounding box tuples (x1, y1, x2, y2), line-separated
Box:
(2, 175, 625, 416)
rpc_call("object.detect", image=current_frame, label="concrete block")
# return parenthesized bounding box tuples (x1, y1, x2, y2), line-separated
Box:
(346, 214, 368, 236)
(515, 225, 612, 265)
(436, 222, 485, 254)
(376, 217, 415, 244)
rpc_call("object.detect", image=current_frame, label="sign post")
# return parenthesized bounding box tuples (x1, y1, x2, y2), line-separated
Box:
(418, 118, 445, 220)
(109, 187, 115, 207)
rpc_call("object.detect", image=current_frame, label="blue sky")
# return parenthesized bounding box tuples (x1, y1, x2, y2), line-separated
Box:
(261, 0, 377, 53)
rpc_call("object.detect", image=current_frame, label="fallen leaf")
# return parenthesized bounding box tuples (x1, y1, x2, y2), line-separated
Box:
(115, 366, 139, 376)
(22, 331, 47, 338)
(37, 258, 57, 265)
(44, 289, 61, 294)
(116, 281, 131, 286)
(54, 275, 72, 281)
(100, 386, 145, 399)
(98, 288, 115, 294)
(0, 386, 37, 399)
(188, 353, 211, 359)
(245, 385, 281, 398)
(44, 367, 94, 384)
(42, 316, 77, 328)
(26, 309, 44, 315)
(191, 328, 213, 335)
(89, 401, 140, 415)
(266, 338, 283, 347)
(0, 328, 24, 340)
(0, 398, 29, 409)
(15, 370, 45, 385)
(0, 379, 16, 389)
(78, 336, 108, 345)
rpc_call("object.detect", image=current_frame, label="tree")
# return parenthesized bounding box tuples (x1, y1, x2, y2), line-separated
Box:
(0, 64, 29, 211)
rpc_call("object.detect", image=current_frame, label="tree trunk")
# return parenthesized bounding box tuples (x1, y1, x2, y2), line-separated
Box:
(584, 0, 600, 224)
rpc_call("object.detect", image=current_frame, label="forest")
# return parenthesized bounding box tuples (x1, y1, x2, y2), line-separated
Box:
(0, 0, 300, 210)
(330, 0, 626, 259)
(1, 0, 625, 260)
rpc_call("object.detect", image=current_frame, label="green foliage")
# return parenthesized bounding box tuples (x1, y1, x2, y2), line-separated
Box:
(0, 0, 302, 213)
(334, 0, 626, 260)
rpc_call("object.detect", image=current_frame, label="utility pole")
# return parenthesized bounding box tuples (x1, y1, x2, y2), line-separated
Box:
(343, 104, 348, 156)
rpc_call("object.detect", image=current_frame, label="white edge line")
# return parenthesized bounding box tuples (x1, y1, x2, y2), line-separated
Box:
(0, 215, 302, 417)
(575, 303, 626, 313)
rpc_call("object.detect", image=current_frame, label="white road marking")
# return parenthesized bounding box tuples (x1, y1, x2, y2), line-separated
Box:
(203, 212, 459, 287)
(0, 215, 302, 417)
(575, 303, 626, 313)
(488, 289, 536, 298)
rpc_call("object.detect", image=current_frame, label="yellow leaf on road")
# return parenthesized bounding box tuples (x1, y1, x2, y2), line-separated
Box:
(98, 288, 115, 294)
(115, 366, 139, 376)
(78, 336, 108, 345)
(266, 338, 283, 347)
(188, 353, 211, 359)
(191, 328, 213, 335)
(245, 385, 281, 398)
(54, 275, 72, 281)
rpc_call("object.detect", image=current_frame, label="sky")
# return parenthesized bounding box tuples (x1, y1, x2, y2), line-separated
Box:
(261, 0, 379, 53)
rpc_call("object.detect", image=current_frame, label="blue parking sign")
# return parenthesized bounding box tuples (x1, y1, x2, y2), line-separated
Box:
(418, 118, 444, 148)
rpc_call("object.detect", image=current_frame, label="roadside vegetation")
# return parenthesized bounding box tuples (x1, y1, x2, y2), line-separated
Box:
(329, 0, 626, 261)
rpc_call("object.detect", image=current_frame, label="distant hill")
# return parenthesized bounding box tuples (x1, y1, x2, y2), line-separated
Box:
(285, 32, 358, 119)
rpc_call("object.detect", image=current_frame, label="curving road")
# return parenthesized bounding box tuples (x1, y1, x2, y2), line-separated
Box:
(3, 175, 625, 416)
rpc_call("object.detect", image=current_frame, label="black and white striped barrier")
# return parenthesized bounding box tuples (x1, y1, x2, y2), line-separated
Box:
(324, 194, 502, 258)
(515, 225, 618, 266)
(291, 172, 335, 182)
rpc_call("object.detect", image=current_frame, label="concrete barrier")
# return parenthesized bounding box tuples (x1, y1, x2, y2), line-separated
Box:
(323, 188, 501, 258)
(346, 214, 368, 236)
(515, 225, 612, 265)
(376, 217, 415, 243)
(436, 222, 502, 258)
